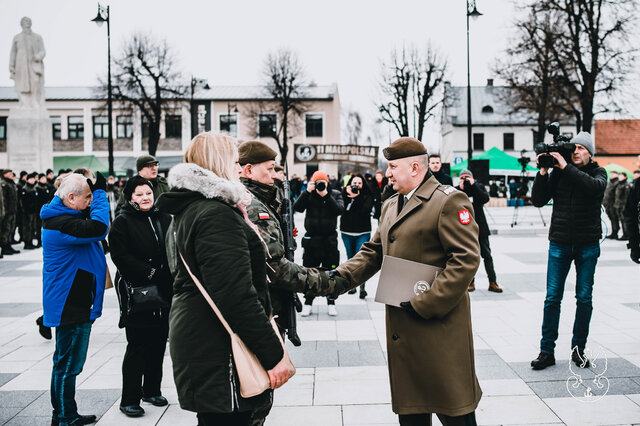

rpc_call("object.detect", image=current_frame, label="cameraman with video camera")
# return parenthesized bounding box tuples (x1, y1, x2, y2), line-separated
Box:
(530, 128, 607, 371)
(294, 171, 344, 316)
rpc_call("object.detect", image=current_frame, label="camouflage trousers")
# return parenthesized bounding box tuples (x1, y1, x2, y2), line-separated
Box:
(0, 214, 15, 246)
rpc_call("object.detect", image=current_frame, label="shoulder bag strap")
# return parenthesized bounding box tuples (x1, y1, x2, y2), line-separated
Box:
(178, 251, 234, 337)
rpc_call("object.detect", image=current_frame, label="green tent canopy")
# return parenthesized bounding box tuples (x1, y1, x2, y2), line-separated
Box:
(603, 163, 632, 179)
(450, 147, 538, 176)
(53, 155, 126, 176)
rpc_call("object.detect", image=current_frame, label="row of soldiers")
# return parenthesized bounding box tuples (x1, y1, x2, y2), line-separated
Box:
(0, 169, 57, 256)
(603, 170, 638, 240)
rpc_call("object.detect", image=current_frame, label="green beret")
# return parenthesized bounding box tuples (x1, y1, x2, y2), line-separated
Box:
(382, 137, 428, 161)
(238, 141, 277, 165)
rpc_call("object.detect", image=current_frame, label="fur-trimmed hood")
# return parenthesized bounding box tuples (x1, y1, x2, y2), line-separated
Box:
(166, 162, 246, 207)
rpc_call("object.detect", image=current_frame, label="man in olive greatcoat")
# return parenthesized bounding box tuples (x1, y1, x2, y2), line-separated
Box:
(334, 137, 482, 426)
(238, 141, 348, 426)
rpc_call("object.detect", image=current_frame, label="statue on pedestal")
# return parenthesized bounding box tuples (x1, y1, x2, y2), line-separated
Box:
(9, 17, 46, 110)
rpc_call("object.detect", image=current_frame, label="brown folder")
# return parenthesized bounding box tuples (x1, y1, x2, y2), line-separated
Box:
(375, 255, 443, 307)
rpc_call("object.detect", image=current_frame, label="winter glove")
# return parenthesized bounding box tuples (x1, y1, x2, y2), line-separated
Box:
(400, 301, 422, 319)
(87, 172, 107, 192)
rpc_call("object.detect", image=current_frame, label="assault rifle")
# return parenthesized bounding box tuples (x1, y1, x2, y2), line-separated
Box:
(280, 162, 302, 346)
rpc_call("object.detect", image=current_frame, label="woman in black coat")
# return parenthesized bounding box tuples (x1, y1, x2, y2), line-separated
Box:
(109, 176, 173, 418)
(340, 174, 374, 299)
(157, 133, 291, 426)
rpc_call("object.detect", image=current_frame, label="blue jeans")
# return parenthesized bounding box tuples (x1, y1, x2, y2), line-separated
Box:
(51, 321, 92, 425)
(540, 242, 600, 354)
(342, 233, 370, 291)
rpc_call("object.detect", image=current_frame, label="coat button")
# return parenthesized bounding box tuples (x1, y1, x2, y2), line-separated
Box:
(392, 333, 399, 341)
(389, 236, 395, 243)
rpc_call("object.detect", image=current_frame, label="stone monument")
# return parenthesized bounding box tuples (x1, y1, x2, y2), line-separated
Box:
(7, 16, 53, 172)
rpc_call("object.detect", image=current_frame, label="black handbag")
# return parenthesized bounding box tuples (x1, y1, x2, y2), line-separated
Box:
(126, 282, 169, 314)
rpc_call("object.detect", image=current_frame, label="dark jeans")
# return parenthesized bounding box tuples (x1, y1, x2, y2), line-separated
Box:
(341, 232, 370, 291)
(540, 242, 600, 354)
(197, 411, 251, 426)
(51, 321, 92, 425)
(399, 411, 477, 426)
(479, 234, 497, 283)
(121, 323, 169, 406)
(302, 233, 339, 306)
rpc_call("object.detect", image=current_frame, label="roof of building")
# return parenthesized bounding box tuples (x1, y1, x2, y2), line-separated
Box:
(594, 119, 640, 155)
(0, 84, 337, 101)
(445, 85, 536, 126)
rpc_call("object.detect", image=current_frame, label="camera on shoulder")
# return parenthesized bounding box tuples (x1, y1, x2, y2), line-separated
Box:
(534, 122, 575, 168)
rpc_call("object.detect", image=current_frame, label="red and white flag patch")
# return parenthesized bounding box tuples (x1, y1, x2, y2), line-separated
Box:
(458, 209, 471, 224)
(258, 212, 270, 220)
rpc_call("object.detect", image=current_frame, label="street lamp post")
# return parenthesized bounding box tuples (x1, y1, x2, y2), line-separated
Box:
(91, 3, 114, 176)
(190, 76, 210, 137)
(466, 0, 482, 162)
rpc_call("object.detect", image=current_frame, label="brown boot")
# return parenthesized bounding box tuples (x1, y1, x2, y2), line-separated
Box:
(468, 279, 475, 292)
(488, 282, 503, 293)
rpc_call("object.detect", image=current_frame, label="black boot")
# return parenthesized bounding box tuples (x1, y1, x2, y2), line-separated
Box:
(531, 352, 555, 370)
(36, 316, 52, 340)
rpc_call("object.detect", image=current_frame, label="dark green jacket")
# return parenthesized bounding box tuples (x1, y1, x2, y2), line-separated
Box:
(157, 163, 283, 414)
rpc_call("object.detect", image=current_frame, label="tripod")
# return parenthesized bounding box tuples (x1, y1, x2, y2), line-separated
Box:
(510, 168, 547, 228)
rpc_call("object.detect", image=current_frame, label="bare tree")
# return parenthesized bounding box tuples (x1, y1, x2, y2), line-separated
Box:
(246, 49, 309, 166)
(103, 32, 185, 156)
(376, 44, 448, 141)
(494, 8, 577, 142)
(536, 0, 637, 132)
(344, 110, 362, 145)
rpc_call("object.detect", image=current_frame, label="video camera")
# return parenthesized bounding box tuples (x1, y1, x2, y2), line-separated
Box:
(534, 122, 575, 168)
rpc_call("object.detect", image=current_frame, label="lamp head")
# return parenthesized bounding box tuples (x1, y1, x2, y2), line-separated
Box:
(91, 5, 107, 27)
(467, 1, 483, 20)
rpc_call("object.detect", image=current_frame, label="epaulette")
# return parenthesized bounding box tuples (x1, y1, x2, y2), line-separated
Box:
(439, 185, 456, 196)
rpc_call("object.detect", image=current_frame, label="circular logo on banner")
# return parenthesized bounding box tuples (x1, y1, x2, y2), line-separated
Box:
(295, 144, 316, 162)
(413, 280, 430, 295)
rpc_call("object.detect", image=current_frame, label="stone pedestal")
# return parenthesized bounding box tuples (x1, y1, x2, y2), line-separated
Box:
(7, 107, 53, 172)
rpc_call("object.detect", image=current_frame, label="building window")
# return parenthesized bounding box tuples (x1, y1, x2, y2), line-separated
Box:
(0, 117, 6, 140)
(258, 114, 277, 137)
(51, 116, 61, 140)
(93, 116, 109, 139)
(68, 116, 84, 140)
(165, 114, 182, 138)
(116, 115, 133, 139)
(305, 114, 323, 137)
(503, 133, 514, 151)
(473, 133, 484, 151)
(141, 116, 150, 139)
(220, 114, 237, 136)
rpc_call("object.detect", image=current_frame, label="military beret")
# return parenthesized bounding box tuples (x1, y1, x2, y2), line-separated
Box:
(238, 141, 277, 165)
(382, 137, 428, 161)
(136, 155, 158, 171)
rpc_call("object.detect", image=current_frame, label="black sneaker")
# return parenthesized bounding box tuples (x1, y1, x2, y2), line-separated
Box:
(531, 352, 555, 370)
(36, 316, 52, 340)
(53, 414, 97, 425)
(571, 349, 590, 368)
(359, 289, 368, 299)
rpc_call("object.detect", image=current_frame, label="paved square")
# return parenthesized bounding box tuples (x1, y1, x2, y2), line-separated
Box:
(1, 207, 639, 425)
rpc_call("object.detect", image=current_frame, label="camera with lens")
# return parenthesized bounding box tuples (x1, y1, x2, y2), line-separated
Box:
(350, 184, 360, 194)
(534, 122, 575, 168)
(315, 181, 327, 191)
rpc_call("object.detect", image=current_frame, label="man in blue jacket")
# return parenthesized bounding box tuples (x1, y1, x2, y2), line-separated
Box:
(41, 172, 109, 426)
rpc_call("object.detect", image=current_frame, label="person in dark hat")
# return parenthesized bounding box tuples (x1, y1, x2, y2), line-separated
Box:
(457, 169, 502, 293)
(16, 170, 28, 244)
(35, 173, 53, 247)
(331, 136, 482, 425)
(115, 155, 169, 216)
(19, 172, 40, 249)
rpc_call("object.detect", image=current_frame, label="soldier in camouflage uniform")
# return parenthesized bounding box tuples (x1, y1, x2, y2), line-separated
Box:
(1, 170, 20, 255)
(615, 173, 631, 240)
(237, 141, 348, 426)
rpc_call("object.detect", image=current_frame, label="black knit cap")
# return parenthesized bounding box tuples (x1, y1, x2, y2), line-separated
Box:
(382, 137, 428, 161)
(238, 141, 277, 165)
(123, 176, 154, 201)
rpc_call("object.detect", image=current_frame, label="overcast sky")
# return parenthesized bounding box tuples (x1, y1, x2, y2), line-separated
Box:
(0, 0, 547, 148)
